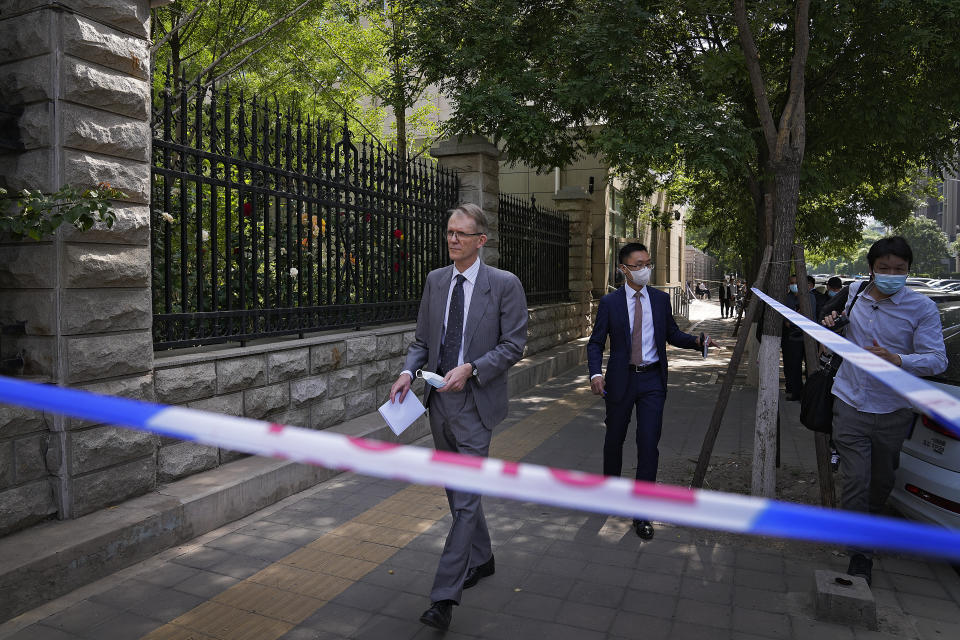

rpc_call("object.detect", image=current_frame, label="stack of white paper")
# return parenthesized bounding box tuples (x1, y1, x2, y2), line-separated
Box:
(378, 392, 426, 436)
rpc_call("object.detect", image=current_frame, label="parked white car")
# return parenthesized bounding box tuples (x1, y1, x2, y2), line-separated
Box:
(889, 298, 960, 530)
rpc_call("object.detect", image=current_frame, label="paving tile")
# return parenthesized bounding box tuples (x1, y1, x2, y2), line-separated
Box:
(173, 569, 241, 599)
(629, 570, 681, 595)
(502, 591, 563, 622)
(329, 581, 397, 612)
(241, 537, 301, 562)
(733, 584, 789, 613)
(620, 590, 677, 619)
(213, 581, 325, 623)
(83, 610, 163, 639)
(886, 572, 951, 599)
(125, 588, 206, 622)
(138, 563, 201, 588)
(89, 580, 169, 610)
(634, 552, 687, 575)
(896, 592, 960, 623)
(877, 558, 937, 580)
(41, 600, 123, 634)
(206, 552, 272, 580)
(849, 629, 903, 640)
(205, 532, 259, 553)
(567, 579, 627, 608)
(737, 549, 786, 573)
(554, 600, 616, 632)
(278, 627, 345, 640)
(731, 607, 792, 639)
(910, 616, 960, 640)
(461, 582, 517, 612)
(517, 571, 574, 599)
(680, 576, 733, 605)
(7, 624, 84, 640)
(531, 554, 587, 579)
(352, 615, 423, 640)
(735, 567, 788, 592)
(788, 616, 855, 640)
(675, 597, 732, 629)
(609, 611, 672, 640)
(298, 602, 372, 636)
(170, 547, 236, 570)
(670, 620, 733, 640)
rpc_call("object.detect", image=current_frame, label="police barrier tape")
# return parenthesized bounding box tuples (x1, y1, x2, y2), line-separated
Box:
(751, 287, 960, 440)
(2, 375, 960, 561)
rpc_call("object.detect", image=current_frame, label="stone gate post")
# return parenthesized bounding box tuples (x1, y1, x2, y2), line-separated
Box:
(552, 186, 594, 337)
(430, 136, 502, 267)
(0, 0, 155, 529)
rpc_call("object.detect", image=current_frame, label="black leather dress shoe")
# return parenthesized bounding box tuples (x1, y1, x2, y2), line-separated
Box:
(419, 600, 454, 630)
(464, 555, 496, 589)
(633, 519, 655, 540)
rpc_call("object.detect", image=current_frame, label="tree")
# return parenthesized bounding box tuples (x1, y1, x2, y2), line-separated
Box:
(895, 216, 950, 275)
(409, 0, 960, 496)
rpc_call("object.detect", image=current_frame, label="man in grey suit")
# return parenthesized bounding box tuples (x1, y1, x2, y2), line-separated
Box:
(389, 203, 528, 631)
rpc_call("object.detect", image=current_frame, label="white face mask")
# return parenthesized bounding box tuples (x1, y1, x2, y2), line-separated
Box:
(624, 266, 651, 287)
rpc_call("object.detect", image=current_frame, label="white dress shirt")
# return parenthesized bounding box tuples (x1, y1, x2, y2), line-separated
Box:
(402, 258, 481, 380)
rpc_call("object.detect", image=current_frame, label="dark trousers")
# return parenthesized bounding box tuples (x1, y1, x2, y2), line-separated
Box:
(603, 369, 666, 482)
(781, 337, 804, 396)
(719, 297, 729, 317)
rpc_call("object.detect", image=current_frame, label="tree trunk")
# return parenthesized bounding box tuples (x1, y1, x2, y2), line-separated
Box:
(753, 336, 781, 497)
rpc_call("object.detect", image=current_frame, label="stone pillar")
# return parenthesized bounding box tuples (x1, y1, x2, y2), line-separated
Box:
(430, 135, 502, 266)
(0, 0, 155, 526)
(553, 187, 594, 337)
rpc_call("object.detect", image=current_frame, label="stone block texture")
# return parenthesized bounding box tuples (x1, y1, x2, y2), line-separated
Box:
(0, 0, 156, 532)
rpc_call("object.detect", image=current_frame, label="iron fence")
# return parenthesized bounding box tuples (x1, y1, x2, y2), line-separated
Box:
(652, 285, 689, 319)
(151, 78, 459, 350)
(498, 194, 570, 305)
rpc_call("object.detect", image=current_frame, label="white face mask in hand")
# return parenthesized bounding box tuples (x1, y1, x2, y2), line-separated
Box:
(624, 266, 651, 287)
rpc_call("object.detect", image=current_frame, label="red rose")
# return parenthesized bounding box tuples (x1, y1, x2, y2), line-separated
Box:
(392, 229, 402, 239)
(392, 262, 400, 272)
(364, 214, 371, 222)
(243, 202, 252, 217)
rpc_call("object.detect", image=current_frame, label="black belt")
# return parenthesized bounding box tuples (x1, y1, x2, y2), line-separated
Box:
(629, 362, 659, 373)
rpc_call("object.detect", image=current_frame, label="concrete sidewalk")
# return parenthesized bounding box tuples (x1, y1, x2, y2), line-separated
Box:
(2, 299, 959, 639)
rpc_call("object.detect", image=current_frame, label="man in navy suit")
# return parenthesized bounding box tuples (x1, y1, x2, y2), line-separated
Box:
(588, 242, 715, 539)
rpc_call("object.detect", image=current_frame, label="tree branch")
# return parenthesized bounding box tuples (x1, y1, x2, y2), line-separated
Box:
(150, 0, 210, 56)
(775, 0, 810, 158)
(733, 0, 778, 158)
(184, 0, 318, 90)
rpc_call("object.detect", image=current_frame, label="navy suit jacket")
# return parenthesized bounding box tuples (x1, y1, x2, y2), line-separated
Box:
(587, 285, 699, 403)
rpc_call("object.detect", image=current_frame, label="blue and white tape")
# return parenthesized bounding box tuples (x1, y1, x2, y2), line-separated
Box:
(2, 375, 960, 561)
(752, 287, 960, 440)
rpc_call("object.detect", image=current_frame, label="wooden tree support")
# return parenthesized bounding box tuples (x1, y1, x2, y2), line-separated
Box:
(692, 246, 773, 488)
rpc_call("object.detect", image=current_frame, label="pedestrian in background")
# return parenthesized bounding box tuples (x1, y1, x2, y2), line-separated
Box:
(822, 236, 946, 586)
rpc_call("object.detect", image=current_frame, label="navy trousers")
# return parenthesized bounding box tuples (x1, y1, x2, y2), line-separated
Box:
(603, 369, 667, 481)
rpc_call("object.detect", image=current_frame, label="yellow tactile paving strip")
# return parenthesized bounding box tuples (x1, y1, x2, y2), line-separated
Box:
(141, 386, 598, 640)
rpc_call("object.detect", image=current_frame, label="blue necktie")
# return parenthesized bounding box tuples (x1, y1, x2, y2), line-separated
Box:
(440, 274, 465, 375)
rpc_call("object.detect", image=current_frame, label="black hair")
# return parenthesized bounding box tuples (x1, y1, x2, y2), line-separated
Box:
(806, 275, 815, 285)
(618, 242, 648, 264)
(827, 276, 842, 289)
(867, 236, 912, 269)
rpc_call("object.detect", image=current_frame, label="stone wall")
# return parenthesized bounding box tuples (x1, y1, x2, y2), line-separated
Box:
(151, 327, 412, 483)
(0, 1, 155, 530)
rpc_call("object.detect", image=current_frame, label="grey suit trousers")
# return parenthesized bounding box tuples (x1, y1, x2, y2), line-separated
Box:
(428, 387, 493, 603)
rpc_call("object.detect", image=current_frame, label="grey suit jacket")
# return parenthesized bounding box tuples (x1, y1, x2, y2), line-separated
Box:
(404, 261, 528, 429)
